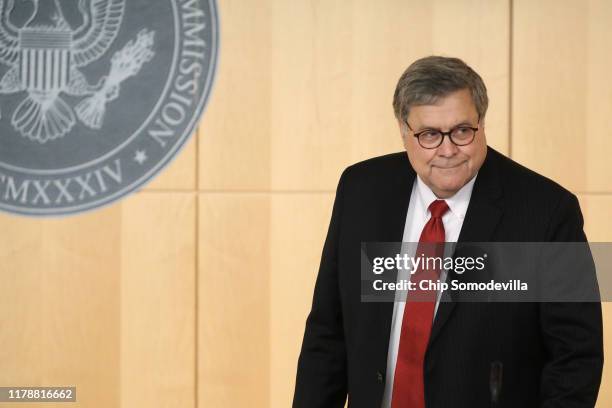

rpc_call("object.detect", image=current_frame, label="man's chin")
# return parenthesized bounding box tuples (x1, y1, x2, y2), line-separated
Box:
(431, 178, 466, 198)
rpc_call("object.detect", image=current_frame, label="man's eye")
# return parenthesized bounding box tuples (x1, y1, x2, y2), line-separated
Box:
(420, 131, 440, 139)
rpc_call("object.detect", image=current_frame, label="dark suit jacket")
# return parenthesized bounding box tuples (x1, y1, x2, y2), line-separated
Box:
(293, 147, 603, 408)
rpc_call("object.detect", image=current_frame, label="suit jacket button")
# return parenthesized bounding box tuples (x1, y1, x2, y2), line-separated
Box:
(377, 371, 384, 383)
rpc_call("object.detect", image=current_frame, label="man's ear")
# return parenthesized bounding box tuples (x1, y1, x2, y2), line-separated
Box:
(477, 116, 487, 145)
(397, 118, 407, 137)
(397, 119, 410, 149)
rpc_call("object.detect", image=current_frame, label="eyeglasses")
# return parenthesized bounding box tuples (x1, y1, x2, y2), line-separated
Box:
(406, 118, 480, 149)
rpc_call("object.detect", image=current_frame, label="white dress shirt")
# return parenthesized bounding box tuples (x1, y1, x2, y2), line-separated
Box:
(380, 174, 477, 408)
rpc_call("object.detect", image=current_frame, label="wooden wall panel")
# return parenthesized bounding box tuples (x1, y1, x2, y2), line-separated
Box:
(269, 0, 509, 191)
(579, 195, 612, 242)
(146, 137, 197, 191)
(269, 193, 335, 408)
(513, 0, 612, 192)
(120, 193, 196, 408)
(0, 207, 122, 408)
(0, 194, 196, 408)
(199, 0, 509, 192)
(198, 1, 271, 191)
(198, 194, 270, 407)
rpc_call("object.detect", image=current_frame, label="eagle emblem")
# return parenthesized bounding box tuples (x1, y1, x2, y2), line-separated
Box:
(0, 0, 155, 143)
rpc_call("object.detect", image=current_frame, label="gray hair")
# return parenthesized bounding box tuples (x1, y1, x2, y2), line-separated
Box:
(393, 56, 488, 123)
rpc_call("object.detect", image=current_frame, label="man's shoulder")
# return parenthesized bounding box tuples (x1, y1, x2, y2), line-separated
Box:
(488, 147, 575, 201)
(340, 152, 411, 183)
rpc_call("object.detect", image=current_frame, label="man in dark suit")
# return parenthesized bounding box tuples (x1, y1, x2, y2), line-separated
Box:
(293, 56, 603, 407)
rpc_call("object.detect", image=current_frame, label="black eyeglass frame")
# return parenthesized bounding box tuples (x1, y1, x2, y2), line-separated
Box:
(405, 116, 481, 149)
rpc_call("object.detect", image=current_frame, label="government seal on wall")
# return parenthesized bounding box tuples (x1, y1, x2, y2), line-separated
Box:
(0, 0, 218, 216)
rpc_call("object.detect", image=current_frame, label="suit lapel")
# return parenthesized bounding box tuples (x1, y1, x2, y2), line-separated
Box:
(428, 147, 504, 346)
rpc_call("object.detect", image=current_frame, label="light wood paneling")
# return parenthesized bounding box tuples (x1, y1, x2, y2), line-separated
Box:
(199, 0, 509, 192)
(269, 0, 509, 191)
(145, 136, 197, 191)
(198, 1, 271, 191)
(0, 193, 196, 408)
(579, 194, 612, 242)
(513, 0, 612, 192)
(269, 193, 335, 408)
(198, 193, 270, 407)
(120, 193, 196, 408)
(0, 206, 122, 408)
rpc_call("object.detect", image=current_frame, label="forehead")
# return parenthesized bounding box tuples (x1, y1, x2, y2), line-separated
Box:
(408, 89, 478, 127)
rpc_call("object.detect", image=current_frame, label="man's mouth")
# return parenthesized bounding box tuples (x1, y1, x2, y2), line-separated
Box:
(433, 161, 466, 169)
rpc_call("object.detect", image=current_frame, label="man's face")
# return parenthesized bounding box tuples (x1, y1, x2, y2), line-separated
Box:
(400, 88, 487, 198)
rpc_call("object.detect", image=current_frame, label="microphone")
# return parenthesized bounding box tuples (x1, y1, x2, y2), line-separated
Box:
(489, 361, 503, 407)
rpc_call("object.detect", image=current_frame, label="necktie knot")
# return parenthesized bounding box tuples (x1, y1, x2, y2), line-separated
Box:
(428, 199, 449, 218)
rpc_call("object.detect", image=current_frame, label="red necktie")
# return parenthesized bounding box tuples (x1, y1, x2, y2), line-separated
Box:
(391, 199, 449, 408)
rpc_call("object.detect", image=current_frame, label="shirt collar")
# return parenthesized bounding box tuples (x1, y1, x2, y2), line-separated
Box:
(415, 173, 478, 220)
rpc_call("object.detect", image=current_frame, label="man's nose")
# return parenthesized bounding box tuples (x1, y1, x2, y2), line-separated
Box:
(436, 135, 459, 157)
